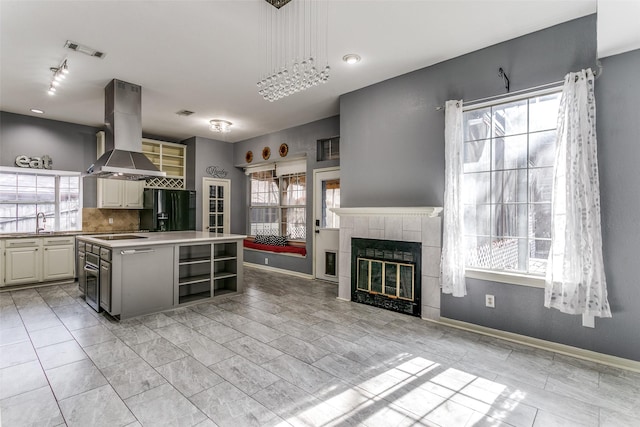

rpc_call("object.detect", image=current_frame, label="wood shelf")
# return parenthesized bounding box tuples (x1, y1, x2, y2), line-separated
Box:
(178, 274, 211, 286)
(142, 139, 186, 189)
(179, 291, 211, 304)
(213, 271, 236, 280)
(179, 257, 211, 265)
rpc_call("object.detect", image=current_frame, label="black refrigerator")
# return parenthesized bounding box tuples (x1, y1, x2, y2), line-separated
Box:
(140, 189, 196, 232)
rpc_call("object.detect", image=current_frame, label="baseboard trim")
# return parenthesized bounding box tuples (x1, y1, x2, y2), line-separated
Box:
(244, 262, 313, 279)
(0, 278, 76, 293)
(336, 297, 350, 302)
(432, 317, 640, 373)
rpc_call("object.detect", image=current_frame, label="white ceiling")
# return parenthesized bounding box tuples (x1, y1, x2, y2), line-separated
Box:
(596, 0, 640, 58)
(0, 0, 618, 143)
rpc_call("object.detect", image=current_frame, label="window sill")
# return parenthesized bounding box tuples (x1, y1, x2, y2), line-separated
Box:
(465, 268, 545, 288)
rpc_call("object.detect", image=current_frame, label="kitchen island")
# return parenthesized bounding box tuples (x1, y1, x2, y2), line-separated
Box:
(77, 231, 245, 319)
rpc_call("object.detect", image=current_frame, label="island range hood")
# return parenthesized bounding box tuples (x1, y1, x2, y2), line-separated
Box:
(86, 79, 166, 180)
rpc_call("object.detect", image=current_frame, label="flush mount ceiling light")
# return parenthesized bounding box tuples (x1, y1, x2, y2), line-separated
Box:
(30, 109, 44, 114)
(342, 54, 361, 65)
(209, 119, 232, 133)
(257, 0, 330, 102)
(47, 59, 69, 95)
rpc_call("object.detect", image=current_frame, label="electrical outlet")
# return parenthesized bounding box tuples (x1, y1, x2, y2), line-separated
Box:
(485, 294, 495, 308)
(108, 218, 114, 224)
(264, 258, 269, 265)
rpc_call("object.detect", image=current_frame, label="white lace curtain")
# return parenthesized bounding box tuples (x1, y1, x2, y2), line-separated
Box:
(544, 68, 612, 318)
(441, 100, 466, 297)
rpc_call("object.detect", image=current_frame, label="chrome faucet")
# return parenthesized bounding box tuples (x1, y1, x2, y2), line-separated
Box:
(36, 212, 46, 234)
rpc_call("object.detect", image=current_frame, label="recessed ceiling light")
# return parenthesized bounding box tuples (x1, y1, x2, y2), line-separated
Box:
(342, 54, 361, 65)
(30, 109, 44, 114)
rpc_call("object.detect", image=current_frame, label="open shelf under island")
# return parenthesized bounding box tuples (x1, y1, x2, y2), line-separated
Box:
(76, 231, 245, 320)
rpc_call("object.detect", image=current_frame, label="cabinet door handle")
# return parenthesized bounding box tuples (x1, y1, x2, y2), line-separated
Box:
(120, 249, 155, 255)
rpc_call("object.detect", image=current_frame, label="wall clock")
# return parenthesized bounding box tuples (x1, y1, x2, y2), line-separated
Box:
(262, 146, 271, 160)
(279, 143, 289, 157)
(245, 151, 253, 163)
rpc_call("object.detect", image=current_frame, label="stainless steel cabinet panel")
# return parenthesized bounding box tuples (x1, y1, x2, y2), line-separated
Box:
(119, 246, 174, 318)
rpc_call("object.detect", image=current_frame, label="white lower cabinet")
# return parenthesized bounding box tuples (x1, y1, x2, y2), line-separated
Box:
(43, 237, 75, 281)
(3, 236, 74, 285)
(5, 240, 41, 285)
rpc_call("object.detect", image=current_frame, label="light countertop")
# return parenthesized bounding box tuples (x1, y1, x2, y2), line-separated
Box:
(77, 231, 247, 248)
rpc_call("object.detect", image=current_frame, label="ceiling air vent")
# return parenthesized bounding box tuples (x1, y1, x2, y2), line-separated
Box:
(64, 40, 106, 59)
(176, 110, 195, 117)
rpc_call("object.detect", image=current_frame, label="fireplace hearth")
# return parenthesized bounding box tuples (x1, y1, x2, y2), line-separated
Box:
(351, 238, 421, 316)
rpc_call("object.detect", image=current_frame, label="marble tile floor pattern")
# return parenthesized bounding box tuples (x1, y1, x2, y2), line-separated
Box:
(1, 267, 639, 427)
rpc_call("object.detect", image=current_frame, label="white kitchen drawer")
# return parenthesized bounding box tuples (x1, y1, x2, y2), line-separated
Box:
(43, 236, 75, 246)
(5, 238, 41, 248)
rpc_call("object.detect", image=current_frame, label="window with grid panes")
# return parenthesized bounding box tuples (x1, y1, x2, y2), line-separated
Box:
(317, 137, 340, 161)
(463, 90, 561, 276)
(249, 170, 306, 241)
(0, 169, 82, 233)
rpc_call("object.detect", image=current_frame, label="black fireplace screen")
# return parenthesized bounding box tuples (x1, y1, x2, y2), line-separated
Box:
(351, 238, 421, 316)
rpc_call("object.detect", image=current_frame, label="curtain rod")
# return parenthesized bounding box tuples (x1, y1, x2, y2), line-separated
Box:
(435, 63, 602, 111)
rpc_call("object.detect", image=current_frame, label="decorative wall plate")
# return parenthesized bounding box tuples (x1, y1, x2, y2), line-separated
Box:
(279, 143, 289, 157)
(245, 150, 253, 163)
(262, 146, 271, 160)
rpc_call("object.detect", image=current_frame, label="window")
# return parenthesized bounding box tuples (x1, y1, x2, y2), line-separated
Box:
(249, 165, 306, 241)
(0, 168, 82, 233)
(317, 136, 340, 161)
(463, 90, 561, 276)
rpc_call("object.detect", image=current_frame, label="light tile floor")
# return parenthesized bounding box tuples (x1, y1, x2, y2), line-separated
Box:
(1, 267, 639, 427)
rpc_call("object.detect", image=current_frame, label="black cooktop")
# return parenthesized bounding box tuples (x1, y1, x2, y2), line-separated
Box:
(93, 235, 148, 241)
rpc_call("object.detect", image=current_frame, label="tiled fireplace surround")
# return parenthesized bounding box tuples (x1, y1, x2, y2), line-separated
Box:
(334, 207, 443, 322)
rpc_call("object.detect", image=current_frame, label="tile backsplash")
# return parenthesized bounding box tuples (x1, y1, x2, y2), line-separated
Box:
(82, 208, 140, 233)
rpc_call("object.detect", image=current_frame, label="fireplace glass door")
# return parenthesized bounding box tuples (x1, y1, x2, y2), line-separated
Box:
(357, 257, 414, 301)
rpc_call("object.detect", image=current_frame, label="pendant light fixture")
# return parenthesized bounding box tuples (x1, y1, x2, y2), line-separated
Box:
(257, 0, 330, 102)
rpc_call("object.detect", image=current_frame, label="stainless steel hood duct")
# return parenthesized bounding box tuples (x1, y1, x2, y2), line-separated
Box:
(85, 79, 166, 180)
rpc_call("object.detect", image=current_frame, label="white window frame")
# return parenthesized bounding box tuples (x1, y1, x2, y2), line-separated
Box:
(0, 166, 83, 233)
(462, 87, 561, 288)
(247, 159, 307, 241)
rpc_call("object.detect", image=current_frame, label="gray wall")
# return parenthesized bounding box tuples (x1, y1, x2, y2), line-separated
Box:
(0, 112, 99, 208)
(593, 48, 640, 360)
(341, 16, 595, 208)
(233, 115, 340, 274)
(0, 112, 183, 209)
(341, 15, 640, 362)
(185, 136, 246, 235)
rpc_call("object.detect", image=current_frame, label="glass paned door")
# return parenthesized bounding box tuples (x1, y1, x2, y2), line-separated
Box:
(202, 178, 230, 234)
(313, 168, 340, 282)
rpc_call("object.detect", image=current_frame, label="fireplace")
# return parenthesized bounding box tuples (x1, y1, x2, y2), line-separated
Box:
(331, 207, 443, 321)
(351, 238, 421, 316)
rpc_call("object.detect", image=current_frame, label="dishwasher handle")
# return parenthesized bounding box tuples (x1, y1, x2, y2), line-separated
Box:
(120, 249, 155, 255)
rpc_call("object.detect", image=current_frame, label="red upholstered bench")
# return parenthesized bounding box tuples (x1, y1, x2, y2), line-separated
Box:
(243, 239, 307, 256)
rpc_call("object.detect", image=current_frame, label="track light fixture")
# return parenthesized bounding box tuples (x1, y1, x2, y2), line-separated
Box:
(47, 59, 69, 95)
